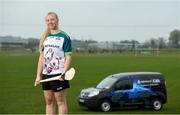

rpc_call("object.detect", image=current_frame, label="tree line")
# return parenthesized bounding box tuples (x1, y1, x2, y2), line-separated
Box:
(0, 29, 180, 52)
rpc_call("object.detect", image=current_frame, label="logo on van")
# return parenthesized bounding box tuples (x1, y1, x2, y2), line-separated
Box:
(137, 79, 160, 86)
(152, 79, 160, 83)
(137, 79, 160, 84)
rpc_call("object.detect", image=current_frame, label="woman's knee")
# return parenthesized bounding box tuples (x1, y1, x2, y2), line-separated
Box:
(45, 98, 54, 105)
(54, 91, 67, 106)
(56, 97, 67, 106)
(44, 91, 55, 105)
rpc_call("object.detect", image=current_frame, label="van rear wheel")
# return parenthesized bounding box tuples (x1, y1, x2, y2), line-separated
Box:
(100, 100, 111, 112)
(151, 98, 163, 111)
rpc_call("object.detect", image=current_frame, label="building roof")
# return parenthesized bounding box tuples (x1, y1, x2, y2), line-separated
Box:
(0, 36, 28, 44)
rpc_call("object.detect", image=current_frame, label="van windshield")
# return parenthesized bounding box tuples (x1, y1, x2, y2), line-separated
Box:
(96, 77, 118, 89)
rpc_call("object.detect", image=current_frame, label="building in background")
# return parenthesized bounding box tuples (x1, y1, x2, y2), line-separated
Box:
(0, 36, 28, 50)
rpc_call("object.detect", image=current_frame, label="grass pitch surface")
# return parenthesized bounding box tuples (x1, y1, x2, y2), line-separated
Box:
(0, 51, 180, 114)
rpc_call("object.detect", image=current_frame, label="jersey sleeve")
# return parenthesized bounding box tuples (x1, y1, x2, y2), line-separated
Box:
(63, 35, 72, 55)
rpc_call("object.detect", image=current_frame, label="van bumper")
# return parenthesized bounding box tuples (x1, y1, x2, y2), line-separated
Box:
(78, 98, 100, 108)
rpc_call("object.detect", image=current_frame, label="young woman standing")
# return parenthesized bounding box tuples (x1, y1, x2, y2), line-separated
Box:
(34, 12, 72, 115)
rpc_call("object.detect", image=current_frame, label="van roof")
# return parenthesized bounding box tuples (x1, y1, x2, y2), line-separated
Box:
(111, 72, 162, 78)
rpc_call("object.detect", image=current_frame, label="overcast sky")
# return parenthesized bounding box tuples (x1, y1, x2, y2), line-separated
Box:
(0, 0, 180, 42)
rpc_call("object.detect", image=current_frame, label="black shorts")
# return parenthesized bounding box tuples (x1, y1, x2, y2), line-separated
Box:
(42, 73, 70, 92)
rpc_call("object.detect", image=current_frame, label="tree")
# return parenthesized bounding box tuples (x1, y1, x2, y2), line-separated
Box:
(27, 38, 39, 52)
(143, 40, 151, 48)
(158, 37, 166, 49)
(131, 40, 139, 51)
(169, 29, 180, 48)
(150, 38, 157, 48)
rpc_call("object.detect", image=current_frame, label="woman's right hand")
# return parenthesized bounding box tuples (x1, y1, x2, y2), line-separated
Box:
(34, 76, 41, 86)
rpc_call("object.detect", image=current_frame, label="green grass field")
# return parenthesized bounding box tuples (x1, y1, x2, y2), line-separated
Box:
(0, 51, 180, 114)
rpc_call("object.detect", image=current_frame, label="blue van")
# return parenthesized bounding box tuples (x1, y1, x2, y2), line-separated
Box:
(78, 72, 167, 112)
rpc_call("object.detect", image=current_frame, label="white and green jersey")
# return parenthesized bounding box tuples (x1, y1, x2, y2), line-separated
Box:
(41, 31, 72, 75)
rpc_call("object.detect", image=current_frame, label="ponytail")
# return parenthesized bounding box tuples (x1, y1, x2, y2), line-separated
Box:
(39, 28, 50, 50)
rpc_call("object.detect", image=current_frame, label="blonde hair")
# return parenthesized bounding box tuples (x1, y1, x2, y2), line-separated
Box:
(39, 12, 59, 49)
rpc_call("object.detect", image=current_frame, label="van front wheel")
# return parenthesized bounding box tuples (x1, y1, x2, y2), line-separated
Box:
(100, 100, 111, 112)
(151, 98, 163, 111)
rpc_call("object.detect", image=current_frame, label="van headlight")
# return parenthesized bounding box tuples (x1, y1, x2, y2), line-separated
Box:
(88, 90, 99, 97)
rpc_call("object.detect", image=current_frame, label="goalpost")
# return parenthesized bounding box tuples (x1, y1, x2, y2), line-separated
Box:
(134, 42, 160, 57)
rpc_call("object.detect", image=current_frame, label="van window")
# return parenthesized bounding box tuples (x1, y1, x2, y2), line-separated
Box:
(96, 77, 118, 89)
(115, 79, 133, 90)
